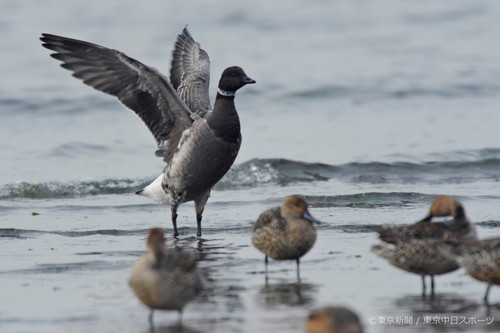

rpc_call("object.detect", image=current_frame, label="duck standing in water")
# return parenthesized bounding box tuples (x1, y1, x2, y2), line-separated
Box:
(371, 196, 477, 296)
(440, 236, 500, 304)
(129, 228, 206, 326)
(252, 195, 320, 282)
(306, 306, 364, 333)
(41, 28, 255, 238)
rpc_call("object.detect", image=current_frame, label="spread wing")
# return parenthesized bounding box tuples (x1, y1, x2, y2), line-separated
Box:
(40, 33, 193, 161)
(170, 27, 211, 117)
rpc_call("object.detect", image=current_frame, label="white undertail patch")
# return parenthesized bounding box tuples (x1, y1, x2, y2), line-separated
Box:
(137, 173, 169, 205)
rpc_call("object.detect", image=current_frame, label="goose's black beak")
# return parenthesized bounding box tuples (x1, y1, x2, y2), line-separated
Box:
(244, 76, 256, 84)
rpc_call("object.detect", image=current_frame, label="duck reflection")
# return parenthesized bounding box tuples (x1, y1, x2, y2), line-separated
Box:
(142, 322, 202, 333)
(382, 293, 500, 330)
(393, 293, 477, 313)
(258, 281, 317, 307)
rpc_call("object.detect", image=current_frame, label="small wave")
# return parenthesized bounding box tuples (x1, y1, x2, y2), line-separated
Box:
(286, 85, 359, 100)
(216, 158, 334, 189)
(305, 192, 436, 209)
(387, 84, 500, 99)
(45, 141, 110, 158)
(0, 228, 149, 239)
(475, 220, 500, 229)
(2, 152, 500, 199)
(327, 224, 377, 233)
(1, 260, 129, 275)
(219, 155, 500, 189)
(0, 96, 115, 116)
(389, 147, 500, 163)
(285, 83, 500, 101)
(0, 178, 149, 199)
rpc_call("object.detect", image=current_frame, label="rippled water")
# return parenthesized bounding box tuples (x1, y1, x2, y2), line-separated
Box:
(2, 1, 500, 332)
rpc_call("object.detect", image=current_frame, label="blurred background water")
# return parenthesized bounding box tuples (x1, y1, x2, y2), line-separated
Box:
(1, 1, 500, 332)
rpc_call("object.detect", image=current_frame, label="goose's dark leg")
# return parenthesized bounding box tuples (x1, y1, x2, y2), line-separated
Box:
(194, 192, 210, 238)
(296, 258, 301, 282)
(484, 283, 492, 304)
(430, 275, 435, 298)
(171, 205, 179, 238)
(196, 213, 203, 237)
(421, 275, 426, 297)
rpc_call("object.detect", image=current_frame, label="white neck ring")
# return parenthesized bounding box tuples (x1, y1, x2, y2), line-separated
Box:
(217, 88, 235, 97)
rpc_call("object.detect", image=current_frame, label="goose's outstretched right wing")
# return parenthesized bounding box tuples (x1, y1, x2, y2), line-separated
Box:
(41, 33, 193, 161)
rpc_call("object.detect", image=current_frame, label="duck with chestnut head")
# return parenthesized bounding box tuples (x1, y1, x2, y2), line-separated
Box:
(373, 195, 476, 244)
(371, 196, 477, 297)
(306, 306, 364, 333)
(252, 195, 321, 282)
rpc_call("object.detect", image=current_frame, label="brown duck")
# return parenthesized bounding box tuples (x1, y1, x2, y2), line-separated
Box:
(252, 195, 320, 282)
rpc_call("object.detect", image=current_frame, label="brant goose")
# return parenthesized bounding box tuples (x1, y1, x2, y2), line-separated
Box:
(41, 28, 255, 237)
(129, 228, 206, 326)
(371, 196, 477, 296)
(252, 195, 320, 282)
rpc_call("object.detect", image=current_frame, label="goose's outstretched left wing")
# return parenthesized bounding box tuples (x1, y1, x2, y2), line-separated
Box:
(170, 27, 211, 117)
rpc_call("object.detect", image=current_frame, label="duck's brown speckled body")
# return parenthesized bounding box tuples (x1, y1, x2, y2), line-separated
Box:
(130, 228, 206, 325)
(372, 196, 477, 296)
(440, 237, 500, 303)
(252, 195, 319, 281)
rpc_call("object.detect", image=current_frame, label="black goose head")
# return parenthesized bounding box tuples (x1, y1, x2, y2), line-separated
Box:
(218, 66, 255, 94)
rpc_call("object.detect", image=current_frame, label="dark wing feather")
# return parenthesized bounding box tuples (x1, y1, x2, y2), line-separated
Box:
(40, 33, 192, 161)
(170, 27, 211, 117)
(374, 221, 450, 244)
(407, 221, 449, 239)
